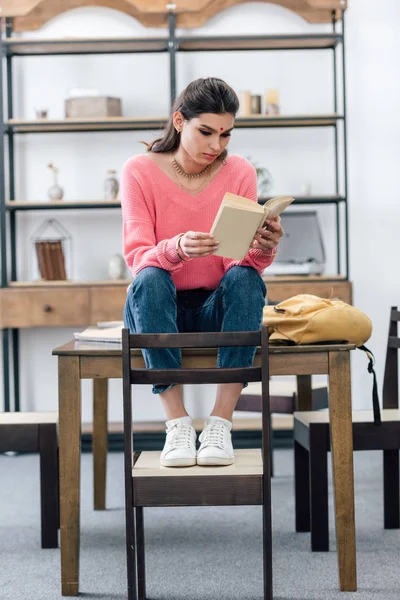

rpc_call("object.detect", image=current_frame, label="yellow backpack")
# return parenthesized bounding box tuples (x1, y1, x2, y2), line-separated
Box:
(263, 294, 380, 424)
(263, 294, 372, 346)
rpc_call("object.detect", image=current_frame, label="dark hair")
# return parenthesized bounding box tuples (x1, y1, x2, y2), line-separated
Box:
(147, 77, 239, 160)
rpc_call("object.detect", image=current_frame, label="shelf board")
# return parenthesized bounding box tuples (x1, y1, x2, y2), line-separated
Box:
(8, 279, 133, 288)
(5, 114, 343, 133)
(2, 34, 342, 56)
(6, 199, 121, 211)
(7, 275, 348, 288)
(259, 195, 345, 205)
(2, 33, 342, 56)
(6, 117, 168, 133)
(3, 37, 169, 56)
(177, 33, 343, 52)
(235, 114, 343, 128)
(5, 196, 345, 211)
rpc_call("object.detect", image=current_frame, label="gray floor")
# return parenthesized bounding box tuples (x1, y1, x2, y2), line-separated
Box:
(0, 447, 399, 600)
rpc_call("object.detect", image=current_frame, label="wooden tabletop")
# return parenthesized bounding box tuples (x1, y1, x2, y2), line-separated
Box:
(52, 340, 356, 357)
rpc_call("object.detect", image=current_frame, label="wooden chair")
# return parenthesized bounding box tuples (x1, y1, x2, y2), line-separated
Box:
(237, 381, 328, 475)
(0, 411, 59, 548)
(122, 327, 272, 600)
(293, 306, 400, 551)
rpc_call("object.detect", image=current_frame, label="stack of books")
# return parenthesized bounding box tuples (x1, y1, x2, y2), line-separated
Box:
(74, 321, 124, 343)
(35, 239, 67, 280)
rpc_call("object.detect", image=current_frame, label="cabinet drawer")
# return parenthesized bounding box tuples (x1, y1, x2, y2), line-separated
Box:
(265, 280, 352, 305)
(90, 286, 128, 323)
(0, 288, 90, 328)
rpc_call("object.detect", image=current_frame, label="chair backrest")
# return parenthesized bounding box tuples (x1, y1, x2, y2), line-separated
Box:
(121, 327, 270, 474)
(383, 306, 400, 409)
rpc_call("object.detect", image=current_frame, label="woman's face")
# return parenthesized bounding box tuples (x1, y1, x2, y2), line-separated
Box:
(175, 112, 234, 166)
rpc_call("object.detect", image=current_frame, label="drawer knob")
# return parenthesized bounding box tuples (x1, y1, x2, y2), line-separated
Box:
(43, 304, 53, 313)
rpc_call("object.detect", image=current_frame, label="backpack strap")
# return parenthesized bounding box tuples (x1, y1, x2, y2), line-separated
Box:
(358, 345, 381, 425)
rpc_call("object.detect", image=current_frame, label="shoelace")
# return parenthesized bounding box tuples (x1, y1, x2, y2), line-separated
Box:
(167, 423, 193, 450)
(199, 422, 225, 449)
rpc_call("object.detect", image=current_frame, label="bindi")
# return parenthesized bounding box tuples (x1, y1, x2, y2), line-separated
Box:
(220, 127, 224, 131)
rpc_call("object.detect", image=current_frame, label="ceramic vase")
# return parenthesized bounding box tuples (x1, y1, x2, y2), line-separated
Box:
(48, 173, 64, 201)
(104, 170, 119, 200)
(108, 253, 126, 280)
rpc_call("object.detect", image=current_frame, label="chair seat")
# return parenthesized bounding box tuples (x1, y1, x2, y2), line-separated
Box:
(0, 411, 58, 425)
(0, 410, 59, 549)
(294, 409, 400, 452)
(295, 408, 400, 426)
(132, 449, 263, 507)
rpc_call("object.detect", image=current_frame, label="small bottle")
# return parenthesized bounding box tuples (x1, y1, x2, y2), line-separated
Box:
(264, 89, 280, 116)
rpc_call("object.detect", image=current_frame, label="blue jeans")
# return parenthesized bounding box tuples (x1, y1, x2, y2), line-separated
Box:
(124, 266, 266, 394)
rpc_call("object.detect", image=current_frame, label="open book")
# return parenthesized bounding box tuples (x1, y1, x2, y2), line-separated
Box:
(210, 193, 294, 260)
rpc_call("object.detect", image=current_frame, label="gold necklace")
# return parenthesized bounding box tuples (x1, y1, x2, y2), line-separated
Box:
(172, 156, 211, 179)
(173, 164, 211, 194)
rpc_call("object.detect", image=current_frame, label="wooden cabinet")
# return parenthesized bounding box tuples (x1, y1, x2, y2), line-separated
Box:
(90, 285, 128, 323)
(263, 277, 352, 305)
(0, 277, 352, 329)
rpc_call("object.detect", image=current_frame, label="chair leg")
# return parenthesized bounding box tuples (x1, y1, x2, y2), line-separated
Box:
(126, 501, 138, 600)
(262, 447, 273, 600)
(269, 414, 274, 478)
(93, 378, 108, 511)
(294, 439, 311, 533)
(136, 507, 146, 600)
(309, 427, 329, 551)
(39, 423, 59, 549)
(296, 375, 313, 411)
(263, 505, 273, 599)
(57, 446, 60, 530)
(383, 449, 400, 529)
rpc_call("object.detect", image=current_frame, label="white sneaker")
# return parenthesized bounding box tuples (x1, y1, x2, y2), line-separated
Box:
(197, 416, 234, 466)
(160, 416, 197, 467)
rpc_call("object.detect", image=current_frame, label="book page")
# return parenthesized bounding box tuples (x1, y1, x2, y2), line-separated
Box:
(223, 192, 263, 212)
(263, 196, 294, 220)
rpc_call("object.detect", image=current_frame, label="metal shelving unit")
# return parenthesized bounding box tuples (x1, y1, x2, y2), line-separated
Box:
(0, 9, 349, 412)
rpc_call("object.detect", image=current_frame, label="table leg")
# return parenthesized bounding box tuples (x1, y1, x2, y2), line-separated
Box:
(93, 378, 108, 511)
(328, 351, 357, 591)
(58, 356, 81, 596)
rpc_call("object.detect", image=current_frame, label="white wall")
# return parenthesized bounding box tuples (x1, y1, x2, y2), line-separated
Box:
(1, 1, 399, 421)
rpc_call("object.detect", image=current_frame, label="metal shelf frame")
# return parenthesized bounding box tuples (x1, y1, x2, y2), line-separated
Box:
(0, 10, 349, 412)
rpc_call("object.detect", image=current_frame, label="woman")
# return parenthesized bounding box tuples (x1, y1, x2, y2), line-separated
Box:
(121, 77, 283, 468)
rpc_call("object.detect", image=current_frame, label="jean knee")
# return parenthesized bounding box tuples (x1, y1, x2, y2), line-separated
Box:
(124, 267, 176, 328)
(132, 266, 172, 291)
(223, 266, 266, 300)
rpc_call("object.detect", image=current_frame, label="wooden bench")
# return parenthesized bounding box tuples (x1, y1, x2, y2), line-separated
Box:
(0, 411, 59, 548)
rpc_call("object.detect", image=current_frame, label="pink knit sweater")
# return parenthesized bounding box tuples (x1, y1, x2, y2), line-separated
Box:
(121, 153, 276, 291)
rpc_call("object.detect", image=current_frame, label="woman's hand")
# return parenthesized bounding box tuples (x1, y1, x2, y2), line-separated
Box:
(179, 231, 219, 259)
(252, 216, 284, 251)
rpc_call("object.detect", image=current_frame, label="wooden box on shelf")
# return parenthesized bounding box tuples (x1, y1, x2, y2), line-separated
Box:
(65, 96, 122, 118)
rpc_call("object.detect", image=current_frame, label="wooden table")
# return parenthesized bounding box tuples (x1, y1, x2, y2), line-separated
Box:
(52, 340, 357, 596)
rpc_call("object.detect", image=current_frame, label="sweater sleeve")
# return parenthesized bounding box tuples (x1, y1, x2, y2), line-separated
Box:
(121, 158, 184, 276)
(222, 160, 277, 275)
